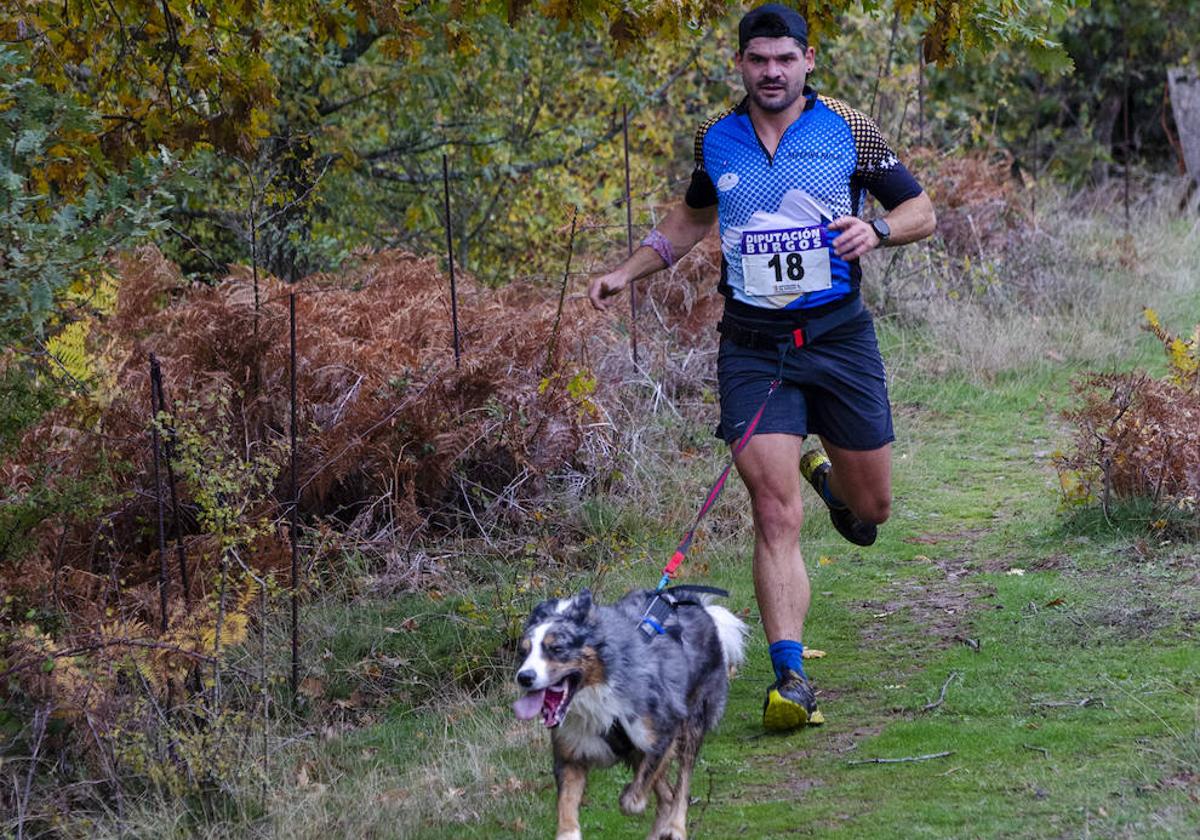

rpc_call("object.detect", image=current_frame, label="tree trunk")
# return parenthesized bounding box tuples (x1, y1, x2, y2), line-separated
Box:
(1167, 67, 1200, 205)
(1091, 93, 1123, 185)
(261, 129, 316, 282)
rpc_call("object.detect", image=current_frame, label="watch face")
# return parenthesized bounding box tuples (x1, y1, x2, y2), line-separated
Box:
(872, 218, 890, 240)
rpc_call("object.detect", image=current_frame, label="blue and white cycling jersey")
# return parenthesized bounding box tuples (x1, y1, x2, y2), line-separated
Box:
(686, 87, 923, 313)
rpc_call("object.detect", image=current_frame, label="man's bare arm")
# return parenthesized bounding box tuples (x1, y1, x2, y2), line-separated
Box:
(587, 201, 718, 311)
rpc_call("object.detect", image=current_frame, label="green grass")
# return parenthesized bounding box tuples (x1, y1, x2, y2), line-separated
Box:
(113, 337, 1183, 840)
(251, 355, 1198, 840)
(99, 398, 1195, 840)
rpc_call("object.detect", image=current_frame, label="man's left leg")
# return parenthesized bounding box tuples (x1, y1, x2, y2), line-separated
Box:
(801, 440, 891, 545)
(822, 439, 892, 526)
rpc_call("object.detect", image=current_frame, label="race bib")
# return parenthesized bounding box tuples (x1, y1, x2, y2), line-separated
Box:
(739, 225, 833, 298)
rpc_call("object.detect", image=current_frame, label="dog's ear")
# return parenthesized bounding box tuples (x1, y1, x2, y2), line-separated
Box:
(568, 588, 595, 623)
(524, 598, 557, 629)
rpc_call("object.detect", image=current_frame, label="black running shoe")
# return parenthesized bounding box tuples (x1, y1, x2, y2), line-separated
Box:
(800, 449, 877, 547)
(762, 668, 825, 731)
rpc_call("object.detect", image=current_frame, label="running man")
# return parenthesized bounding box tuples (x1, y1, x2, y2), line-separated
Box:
(587, 3, 936, 730)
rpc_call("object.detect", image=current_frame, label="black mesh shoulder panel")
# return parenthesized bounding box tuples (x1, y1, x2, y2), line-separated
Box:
(818, 95, 923, 211)
(818, 96, 901, 182)
(694, 107, 735, 169)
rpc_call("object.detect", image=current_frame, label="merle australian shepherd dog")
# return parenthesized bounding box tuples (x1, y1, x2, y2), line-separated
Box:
(513, 588, 747, 840)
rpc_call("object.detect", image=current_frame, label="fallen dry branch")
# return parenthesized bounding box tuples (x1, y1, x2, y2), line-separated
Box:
(920, 671, 960, 713)
(1031, 697, 1105, 709)
(848, 751, 955, 766)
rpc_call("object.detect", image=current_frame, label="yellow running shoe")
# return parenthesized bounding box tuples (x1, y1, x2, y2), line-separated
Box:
(762, 669, 825, 731)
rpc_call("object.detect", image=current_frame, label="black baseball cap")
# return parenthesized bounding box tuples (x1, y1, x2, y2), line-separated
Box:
(738, 3, 809, 51)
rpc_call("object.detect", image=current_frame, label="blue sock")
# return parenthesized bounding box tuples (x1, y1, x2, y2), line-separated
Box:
(768, 640, 805, 680)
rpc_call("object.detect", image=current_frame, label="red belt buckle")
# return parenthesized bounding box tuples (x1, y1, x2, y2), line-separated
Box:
(791, 327, 805, 348)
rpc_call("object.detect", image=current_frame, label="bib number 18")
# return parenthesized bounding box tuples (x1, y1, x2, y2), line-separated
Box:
(739, 224, 833, 297)
(767, 252, 806, 283)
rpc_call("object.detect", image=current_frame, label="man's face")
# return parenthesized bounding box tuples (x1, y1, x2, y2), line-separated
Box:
(735, 36, 815, 114)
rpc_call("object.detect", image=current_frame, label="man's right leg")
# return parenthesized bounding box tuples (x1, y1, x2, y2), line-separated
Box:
(734, 432, 822, 729)
(800, 439, 892, 546)
(734, 432, 808, 643)
(799, 310, 895, 545)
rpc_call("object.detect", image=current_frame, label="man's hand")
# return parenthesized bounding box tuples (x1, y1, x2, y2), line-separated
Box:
(827, 216, 880, 261)
(827, 193, 936, 261)
(586, 201, 716, 311)
(587, 270, 630, 311)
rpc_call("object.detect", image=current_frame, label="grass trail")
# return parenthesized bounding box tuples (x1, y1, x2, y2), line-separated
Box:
(158, 236, 1197, 840)
(374, 357, 1198, 840)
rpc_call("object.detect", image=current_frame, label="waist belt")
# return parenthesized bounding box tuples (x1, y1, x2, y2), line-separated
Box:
(718, 295, 865, 350)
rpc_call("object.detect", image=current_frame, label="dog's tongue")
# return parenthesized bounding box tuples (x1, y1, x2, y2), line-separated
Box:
(513, 689, 546, 720)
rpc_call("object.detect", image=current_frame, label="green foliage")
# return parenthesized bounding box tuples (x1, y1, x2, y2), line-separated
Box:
(928, 0, 1200, 179)
(162, 7, 723, 280)
(7, 0, 291, 161)
(0, 363, 59, 456)
(5, 0, 1098, 287)
(951, 0, 1081, 71)
(0, 451, 122, 569)
(1057, 0, 1200, 164)
(0, 45, 172, 348)
(166, 385, 285, 550)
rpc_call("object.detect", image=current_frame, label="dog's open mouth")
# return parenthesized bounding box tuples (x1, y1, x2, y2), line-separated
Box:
(513, 675, 580, 728)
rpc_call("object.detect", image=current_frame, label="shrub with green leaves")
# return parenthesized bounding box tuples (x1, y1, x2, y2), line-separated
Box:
(0, 44, 172, 350)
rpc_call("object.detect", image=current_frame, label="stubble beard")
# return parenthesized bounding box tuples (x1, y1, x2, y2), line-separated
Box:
(749, 77, 805, 114)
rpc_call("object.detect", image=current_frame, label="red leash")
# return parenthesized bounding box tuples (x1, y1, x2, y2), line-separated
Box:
(638, 296, 866, 634)
(639, 376, 782, 635)
(656, 375, 780, 588)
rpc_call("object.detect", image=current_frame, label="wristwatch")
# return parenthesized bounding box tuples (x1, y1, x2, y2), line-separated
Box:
(870, 218, 891, 244)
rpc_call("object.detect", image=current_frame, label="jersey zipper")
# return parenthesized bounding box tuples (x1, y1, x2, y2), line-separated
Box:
(749, 115, 802, 167)
(751, 122, 775, 165)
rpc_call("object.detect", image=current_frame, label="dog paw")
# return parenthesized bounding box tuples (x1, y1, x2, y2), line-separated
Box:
(619, 784, 647, 816)
(555, 831, 582, 840)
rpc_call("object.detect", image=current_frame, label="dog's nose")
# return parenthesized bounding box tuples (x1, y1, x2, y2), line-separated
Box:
(516, 669, 536, 688)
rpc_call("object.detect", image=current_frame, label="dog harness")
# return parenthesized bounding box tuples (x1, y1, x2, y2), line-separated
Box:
(638, 585, 733, 636)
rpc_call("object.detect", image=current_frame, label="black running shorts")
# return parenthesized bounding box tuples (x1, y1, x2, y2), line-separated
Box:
(715, 308, 894, 451)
